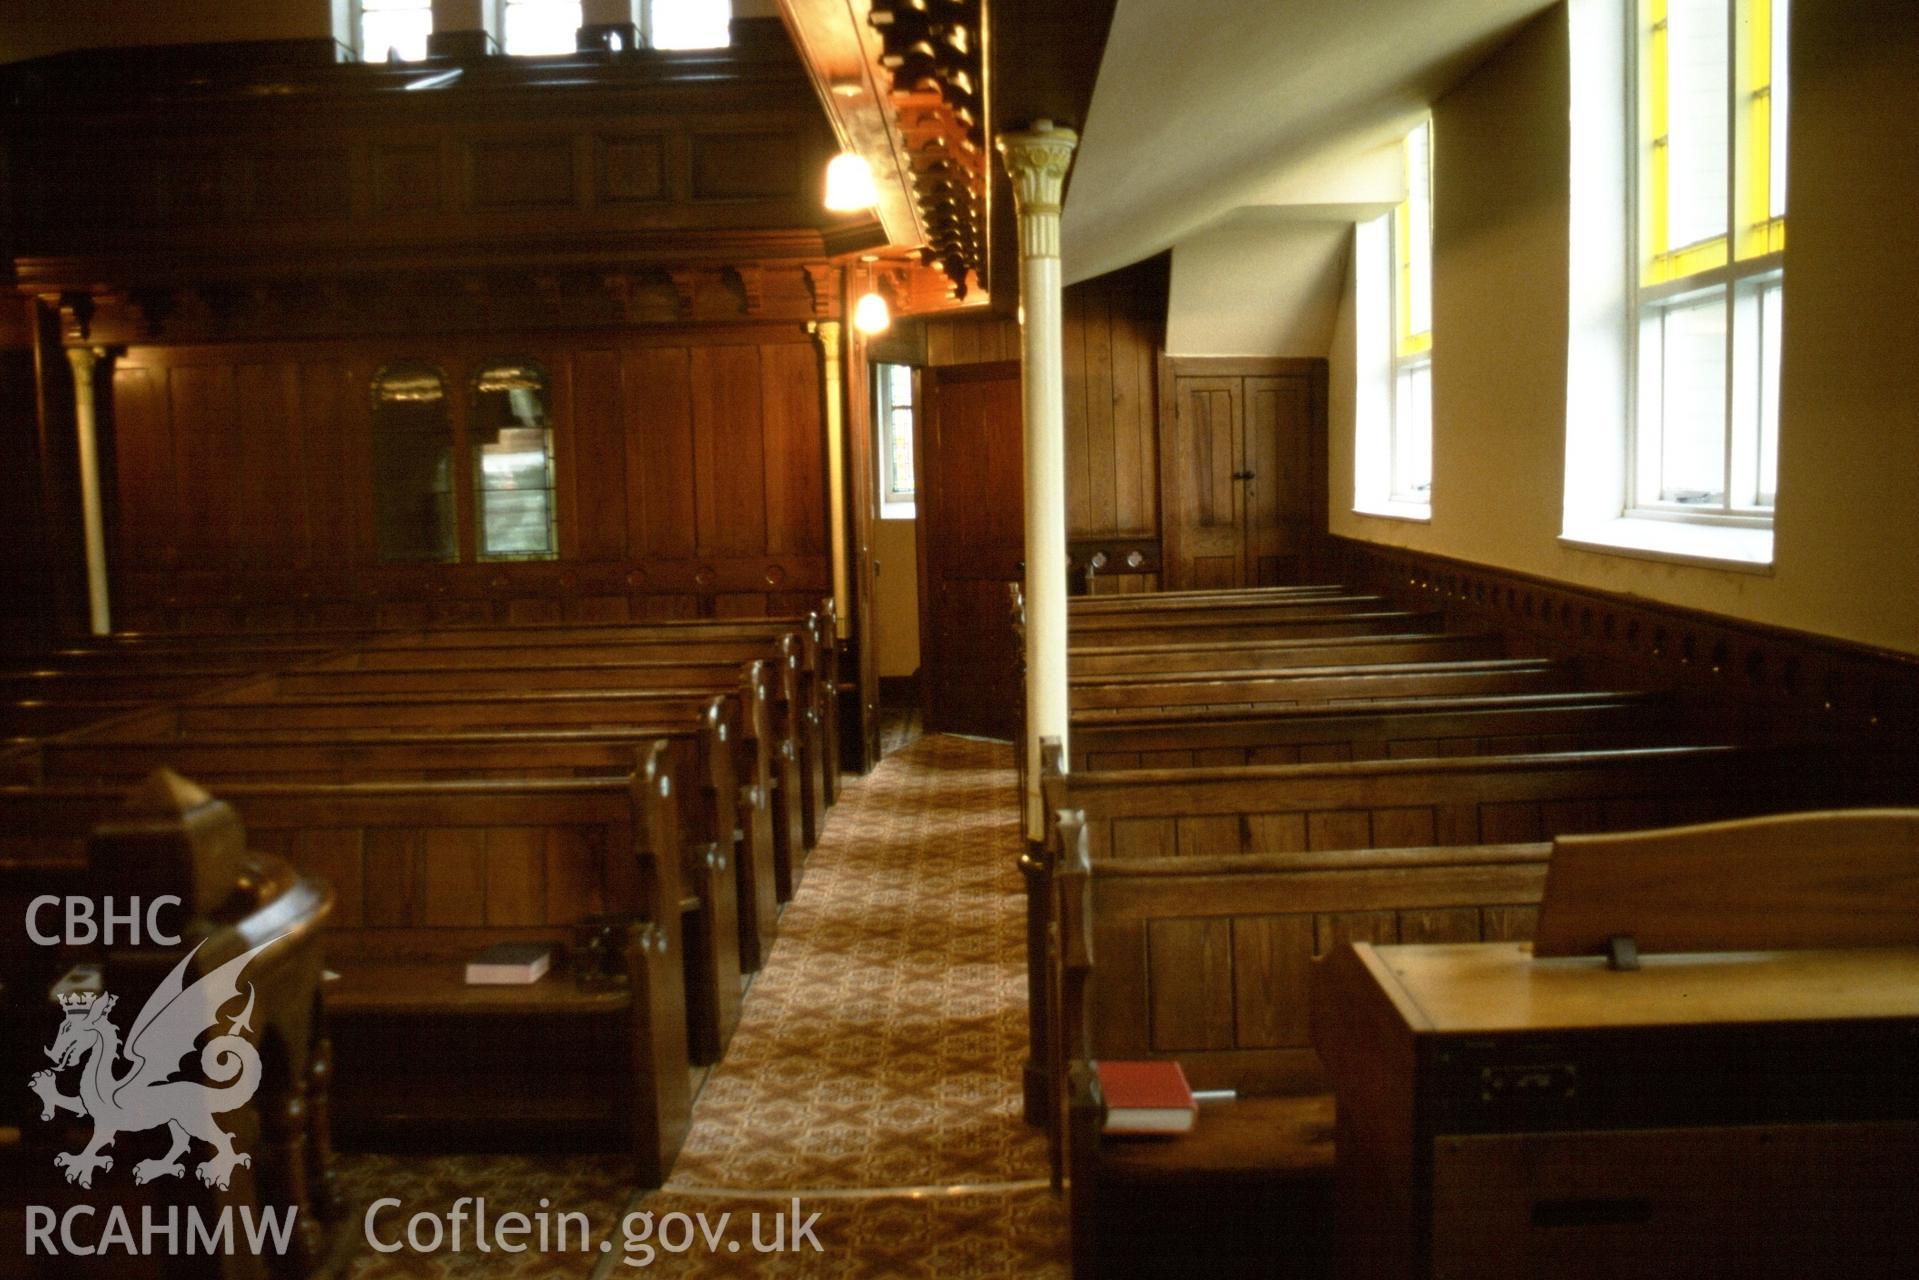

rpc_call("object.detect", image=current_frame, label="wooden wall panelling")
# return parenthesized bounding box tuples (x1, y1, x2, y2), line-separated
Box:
(841, 309, 882, 769)
(760, 341, 825, 560)
(1062, 288, 1090, 535)
(107, 362, 175, 573)
(300, 359, 358, 570)
(623, 344, 698, 560)
(1313, 537, 1919, 741)
(560, 349, 620, 563)
(691, 344, 768, 556)
(2, 24, 843, 265)
(97, 327, 831, 631)
(0, 331, 54, 647)
(166, 361, 237, 569)
(917, 257, 1166, 545)
(1110, 278, 1156, 536)
(232, 360, 307, 568)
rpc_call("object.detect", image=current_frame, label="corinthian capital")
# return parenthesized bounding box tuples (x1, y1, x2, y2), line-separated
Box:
(996, 121, 1079, 258)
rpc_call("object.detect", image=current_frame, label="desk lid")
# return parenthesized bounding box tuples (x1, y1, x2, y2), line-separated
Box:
(1367, 942, 1919, 1035)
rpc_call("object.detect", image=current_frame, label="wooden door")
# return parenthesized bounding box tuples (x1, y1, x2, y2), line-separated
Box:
(1160, 360, 1324, 589)
(917, 361, 1023, 737)
(1241, 374, 1313, 585)
(1166, 376, 1244, 589)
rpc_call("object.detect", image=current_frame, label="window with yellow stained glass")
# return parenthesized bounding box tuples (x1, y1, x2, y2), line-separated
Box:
(1632, 0, 1787, 516)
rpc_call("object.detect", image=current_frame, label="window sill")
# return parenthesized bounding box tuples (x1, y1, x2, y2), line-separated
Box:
(1352, 500, 1432, 524)
(878, 501, 917, 521)
(1559, 517, 1773, 573)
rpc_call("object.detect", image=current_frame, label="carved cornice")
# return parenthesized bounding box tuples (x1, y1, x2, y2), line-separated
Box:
(802, 263, 838, 317)
(28, 260, 845, 347)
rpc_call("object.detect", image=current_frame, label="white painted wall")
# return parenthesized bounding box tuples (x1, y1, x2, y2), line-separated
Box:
(872, 517, 921, 678)
(1326, 1, 1919, 657)
(1064, 0, 1553, 284)
(1166, 219, 1352, 358)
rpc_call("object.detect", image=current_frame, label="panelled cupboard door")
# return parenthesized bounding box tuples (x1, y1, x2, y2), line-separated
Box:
(918, 361, 1024, 738)
(1167, 376, 1244, 589)
(1243, 374, 1313, 586)
(1163, 370, 1315, 589)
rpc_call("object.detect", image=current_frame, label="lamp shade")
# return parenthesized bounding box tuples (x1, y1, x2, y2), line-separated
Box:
(852, 290, 892, 335)
(824, 153, 879, 212)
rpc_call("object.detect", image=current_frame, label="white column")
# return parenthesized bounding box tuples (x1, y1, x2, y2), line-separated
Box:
(997, 121, 1078, 841)
(65, 344, 111, 636)
(810, 319, 852, 641)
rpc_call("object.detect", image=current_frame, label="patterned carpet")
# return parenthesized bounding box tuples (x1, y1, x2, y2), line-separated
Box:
(331, 734, 1066, 1278)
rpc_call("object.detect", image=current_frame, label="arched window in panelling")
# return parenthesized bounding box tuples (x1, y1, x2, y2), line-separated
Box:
(470, 359, 558, 561)
(371, 361, 457, 564)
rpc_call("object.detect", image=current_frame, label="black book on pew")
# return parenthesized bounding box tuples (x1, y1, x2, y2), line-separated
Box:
(465, 942, 554, 985)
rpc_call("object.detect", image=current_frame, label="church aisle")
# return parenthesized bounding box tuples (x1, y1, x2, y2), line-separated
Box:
(335, 734, 1066, 1277)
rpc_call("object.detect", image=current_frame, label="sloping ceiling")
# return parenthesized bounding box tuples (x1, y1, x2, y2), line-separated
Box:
(1063, 0, 1556, 298)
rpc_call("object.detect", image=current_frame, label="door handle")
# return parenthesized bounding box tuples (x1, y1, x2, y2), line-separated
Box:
(1231, 470, 1256, 481)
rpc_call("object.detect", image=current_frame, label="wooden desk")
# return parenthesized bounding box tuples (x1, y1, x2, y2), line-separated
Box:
(1313, 942, 1919, 1280)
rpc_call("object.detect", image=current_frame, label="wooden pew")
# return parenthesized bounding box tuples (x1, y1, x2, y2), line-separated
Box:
(1050, 744, 1918, 859)
(1069, 631, 1505, 677)
(1067, 691, 1679, 770)
(1070, 608, 1444, 648)
(264, 649, 809, 900)
(38, 698, 756, 1059)
(1, 754, 694, 1183)
(1071, 657, 1575, 713)
(384, 607, 842, 818)
(0, 634, 370, 747)
(1049, 812, 1551, 1279)
(168, 682, 779, 972)
(1023, 741, 1919, 1129)
(1070, 584, 1349, 610)
(0, 772, 341, 1278)
(1069, 594, 1393, 629)
(338, 629, 822, 861)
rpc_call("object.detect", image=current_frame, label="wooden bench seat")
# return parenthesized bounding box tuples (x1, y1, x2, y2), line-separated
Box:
(1072, 1090, 1337, 1278)
(1068, 691, 1678, 769)
(1069, 631, 1498, 677)
(1070, 609, 1443, 648)
(163, 683, 782, 971)
(0, 774, 343, 1275)
(39, 702, 760, 1057)
(1071, 657, 1573, 712)
(1, 763, 695, 1181)
(1069, 594, 1391, 628)
(382, 610, 841, 807)
(1049, 819, 1530, 1278)
(1070, 584, 1348, 611)
(1024, 741, 1919, 1129)
(250, 653, 809, 901)
(1093, 1092, 1336, 1184)
(1053, 744, 1918, 858)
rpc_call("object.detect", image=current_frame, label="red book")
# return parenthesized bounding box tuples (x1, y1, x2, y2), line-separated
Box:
(1098, 1060, 1197, 1135)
